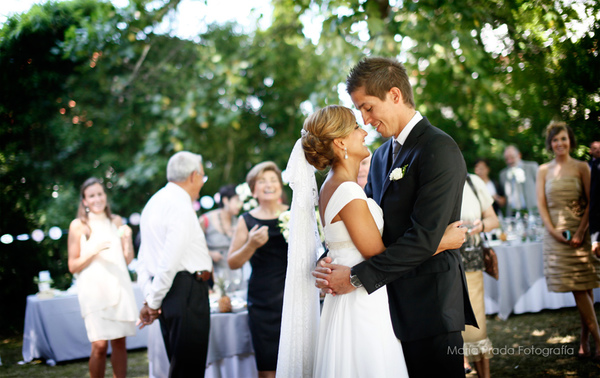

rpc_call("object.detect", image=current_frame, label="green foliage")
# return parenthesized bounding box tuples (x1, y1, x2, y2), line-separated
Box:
(293, 0, 600, 170)
(0, 0, 333, 332)
(1, 0, 598, 334)
(0, 0, 185, 333)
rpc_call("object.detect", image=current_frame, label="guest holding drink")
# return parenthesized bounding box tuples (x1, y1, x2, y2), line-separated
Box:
(460, 174, 499, 378)
(537, 121, 600, 359)
(67, 177, 137, 378)
(227, 161, 289, 378)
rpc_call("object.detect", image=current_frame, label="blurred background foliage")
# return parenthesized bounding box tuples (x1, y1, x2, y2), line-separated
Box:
(0, 0, 599, 333)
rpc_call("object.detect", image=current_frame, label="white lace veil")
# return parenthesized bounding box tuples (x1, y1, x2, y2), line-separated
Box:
(276, 134, 321, 378)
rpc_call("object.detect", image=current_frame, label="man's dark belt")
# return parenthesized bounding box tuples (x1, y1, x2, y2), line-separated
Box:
(194, 270, 212, 282)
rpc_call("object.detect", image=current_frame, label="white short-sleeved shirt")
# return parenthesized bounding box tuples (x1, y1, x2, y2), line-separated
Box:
(461, 174, 494, 223)
(137, 182, 212, 309)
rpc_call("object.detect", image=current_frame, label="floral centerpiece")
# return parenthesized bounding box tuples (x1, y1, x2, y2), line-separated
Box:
(34, 270, 55, 298)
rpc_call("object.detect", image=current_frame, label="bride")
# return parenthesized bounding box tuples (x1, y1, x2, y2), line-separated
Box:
(281, 105, 466, 377)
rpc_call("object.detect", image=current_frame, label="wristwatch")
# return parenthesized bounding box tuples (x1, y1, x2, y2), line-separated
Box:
(349, 270, 363, 288)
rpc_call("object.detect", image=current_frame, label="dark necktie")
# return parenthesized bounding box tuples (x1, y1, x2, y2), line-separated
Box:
(388, 139, 401, 172)
(392, 140, 401, 162)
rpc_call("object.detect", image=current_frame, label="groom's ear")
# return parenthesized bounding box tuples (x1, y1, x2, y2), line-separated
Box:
(388, 87, 403, 104)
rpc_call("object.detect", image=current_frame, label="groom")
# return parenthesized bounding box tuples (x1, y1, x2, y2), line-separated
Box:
(315, 57, 477, 377)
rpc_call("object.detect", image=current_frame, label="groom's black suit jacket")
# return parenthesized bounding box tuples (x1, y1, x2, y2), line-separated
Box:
(357, 117, 477, 342)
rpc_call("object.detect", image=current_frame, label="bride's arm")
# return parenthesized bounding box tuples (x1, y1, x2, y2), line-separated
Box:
(338, 199, 386, 259)
(340, 201, 467, 259)
(316, 202, 467, 296)
(434, 221, 467, 255)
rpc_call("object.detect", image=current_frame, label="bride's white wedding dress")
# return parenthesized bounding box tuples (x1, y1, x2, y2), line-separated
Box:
(313, 182, 409, 377)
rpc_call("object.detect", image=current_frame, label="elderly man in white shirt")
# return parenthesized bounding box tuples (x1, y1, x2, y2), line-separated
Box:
(137, 151, 213, 378)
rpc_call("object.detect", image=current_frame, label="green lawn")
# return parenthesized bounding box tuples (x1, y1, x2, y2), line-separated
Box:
(1, 304, 600, 377)
(473, 304, 600, 377)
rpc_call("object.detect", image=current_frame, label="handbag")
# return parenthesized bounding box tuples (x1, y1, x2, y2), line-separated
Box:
(481, 236, 499, 280)
(466, 175, 499, 280)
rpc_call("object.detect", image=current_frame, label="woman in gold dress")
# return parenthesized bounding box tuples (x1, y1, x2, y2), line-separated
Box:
(537, 122, 600, 359)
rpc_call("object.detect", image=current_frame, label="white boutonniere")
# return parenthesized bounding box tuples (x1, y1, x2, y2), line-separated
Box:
(507, 167, 526, 184)
(389, 165, 408, 181)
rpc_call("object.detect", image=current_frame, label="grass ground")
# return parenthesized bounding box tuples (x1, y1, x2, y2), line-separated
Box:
(476, 303, 600, 377)
(1, 304, 599, 377)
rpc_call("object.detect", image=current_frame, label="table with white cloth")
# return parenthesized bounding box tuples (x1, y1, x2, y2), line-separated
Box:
(22, 286, 148, 364)
(22, 285, 258, 378)
(147, 310, 257, 378)
(484, 241, 600, 320)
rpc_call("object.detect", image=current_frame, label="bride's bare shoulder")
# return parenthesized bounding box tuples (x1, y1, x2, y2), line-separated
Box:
(319, 180, 338, 209)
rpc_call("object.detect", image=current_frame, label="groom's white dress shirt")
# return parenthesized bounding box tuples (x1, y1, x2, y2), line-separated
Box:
(137, 182, 212, 310)
(394, 111, 423, 146)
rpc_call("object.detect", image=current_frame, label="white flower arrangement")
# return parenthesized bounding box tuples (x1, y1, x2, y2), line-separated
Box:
(507, 167, 526, 184)
(278, 208, 325, 244)
(389, 165, 408, 181)
(235, 183, 258, 211)
(278, 210, 291, 242)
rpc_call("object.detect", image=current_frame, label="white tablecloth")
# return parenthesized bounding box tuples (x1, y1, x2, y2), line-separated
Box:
(484, 241, 600, 320)
(148, 311, 257, 378)
(22, 286, 148, 363)
(22, 285, 258, 377)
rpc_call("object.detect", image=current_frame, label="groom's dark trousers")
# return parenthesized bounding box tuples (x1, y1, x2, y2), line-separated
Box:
(356, 118, 477, 378)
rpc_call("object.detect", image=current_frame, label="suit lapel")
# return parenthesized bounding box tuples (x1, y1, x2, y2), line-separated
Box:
(382, 138, 394, 172)
(379, 119, 428, 203)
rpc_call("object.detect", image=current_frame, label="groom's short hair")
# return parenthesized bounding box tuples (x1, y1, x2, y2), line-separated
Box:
(346, 56, 415, 109)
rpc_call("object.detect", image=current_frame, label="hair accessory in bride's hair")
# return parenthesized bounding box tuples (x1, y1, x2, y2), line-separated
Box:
(301, 129, 307, 137)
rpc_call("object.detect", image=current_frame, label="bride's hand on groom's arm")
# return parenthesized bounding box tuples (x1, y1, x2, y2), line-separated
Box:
(312, 258, 355, 296)
(434, 221, 467, 255)
(313, 257, 333, 294)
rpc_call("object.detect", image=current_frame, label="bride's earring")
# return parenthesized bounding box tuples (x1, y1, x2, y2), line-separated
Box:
(85, 206, 90, 213)
(344, 147, 348, 160)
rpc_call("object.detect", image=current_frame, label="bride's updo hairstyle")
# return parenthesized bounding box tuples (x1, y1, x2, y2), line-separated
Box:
(302, 105, 356, 171)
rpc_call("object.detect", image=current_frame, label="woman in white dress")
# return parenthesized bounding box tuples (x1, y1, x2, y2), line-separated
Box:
(67, 177, 138, 378)
(295, 105, 466, 377)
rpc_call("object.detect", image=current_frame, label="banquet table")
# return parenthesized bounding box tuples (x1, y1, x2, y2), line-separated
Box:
(22, 285, 257, 377)
(22, 286, 148, 364)
(483, 241, 600, 320)
(147, 310, 257, 378)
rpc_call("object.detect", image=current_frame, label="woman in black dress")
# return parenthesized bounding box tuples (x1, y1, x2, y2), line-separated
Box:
(228, 161, 289, 378)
